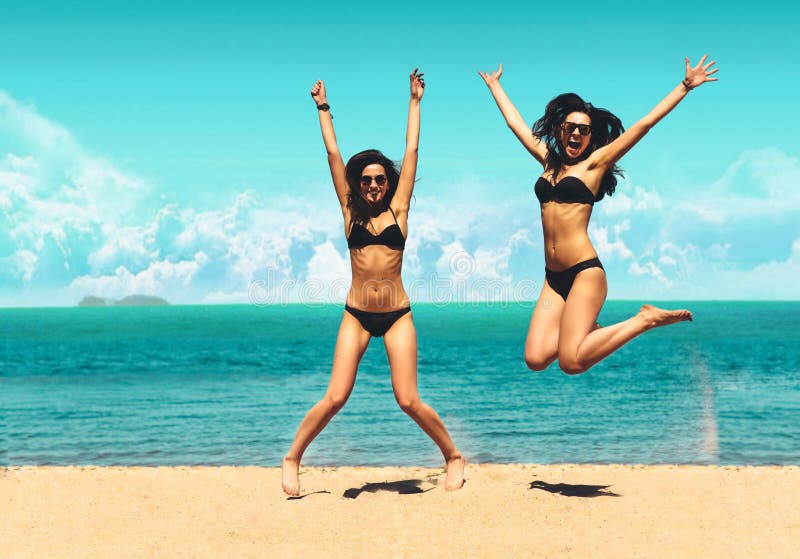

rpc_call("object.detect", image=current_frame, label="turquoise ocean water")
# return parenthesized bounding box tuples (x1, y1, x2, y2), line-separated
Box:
(1, 302, 798, 466)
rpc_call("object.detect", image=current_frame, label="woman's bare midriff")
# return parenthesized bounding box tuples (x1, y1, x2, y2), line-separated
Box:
(540, 201, 598, 271)
(346, 246, 409, 311)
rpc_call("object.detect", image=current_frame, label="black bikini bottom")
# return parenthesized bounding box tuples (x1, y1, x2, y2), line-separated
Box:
(545, 257, 604, 301)
(344, 305, 412, 337)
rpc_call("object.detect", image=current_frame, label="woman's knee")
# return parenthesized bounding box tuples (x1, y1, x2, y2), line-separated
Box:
(557, 356, 589, 376)
(323, 392, 349, 412)
(395, 394, 421, 414)
(525, 350, 553, 371)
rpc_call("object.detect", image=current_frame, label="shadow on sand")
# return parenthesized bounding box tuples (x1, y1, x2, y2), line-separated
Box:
(287, 490, 331, 500)
(529, 480, 621, 498)
(343, 479, 436, 499)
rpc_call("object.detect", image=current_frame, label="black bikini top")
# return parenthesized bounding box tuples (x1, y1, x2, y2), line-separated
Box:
(534, 175, 601, 205)
(347, 207, 406, 250)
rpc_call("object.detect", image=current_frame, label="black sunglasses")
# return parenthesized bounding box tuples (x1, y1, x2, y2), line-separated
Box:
(360, 174, 387, 187)
(562, 122, 592, 136)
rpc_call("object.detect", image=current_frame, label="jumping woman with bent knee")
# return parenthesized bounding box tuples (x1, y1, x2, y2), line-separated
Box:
(478, 56, 717, 375)
(281, 70, 465, 496)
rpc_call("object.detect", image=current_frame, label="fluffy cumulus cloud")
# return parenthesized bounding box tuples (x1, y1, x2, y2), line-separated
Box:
(593, 149, 800, 299)
(589, 220, 634, 262)
(0, 92, 152, 303)
(426, 227, 538, 303)
(624, 237, 800, 300)
(64, 255, 207, 302)
(0, 91, 350, 306)
(60, 192, 349, 305)
(1, 90, 798, 305)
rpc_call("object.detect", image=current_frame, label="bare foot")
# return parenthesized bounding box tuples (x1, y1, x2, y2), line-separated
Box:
(282, 457, 300, 496)
(444, 455, 466, 491)
(638, 304, 692, 330)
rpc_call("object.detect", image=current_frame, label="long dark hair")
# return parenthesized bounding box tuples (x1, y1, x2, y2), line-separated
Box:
(345, 149, 400, 225)
(532, 93, 624, 200)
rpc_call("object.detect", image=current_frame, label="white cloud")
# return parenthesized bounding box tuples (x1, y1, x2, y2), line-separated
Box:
(675, 203, 725, 225)
(0, 90, 351, 304)
(303, 241, 350, 302)
(628, 260, 672, 287)
(0, 92, 71, 149)
(601, 183, 663, 216)
(619, 238, 800, 300)
(704, 148, 800, 218)
(0, 249, 38, 282)
(1, 90, 149, 288)
(590, 148, 800, 299)
(704, 238, 800, 300)
(706, 243, 731, 261)
(62, 253, 207, 303)
(429, 229, 537, 302)
(88, 223, 156, 274)
(589, 220, 634, 262)
(712, 147, 800, 200)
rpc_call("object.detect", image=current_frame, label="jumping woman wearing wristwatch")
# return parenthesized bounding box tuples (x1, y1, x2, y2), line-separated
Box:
(281, 69, 465, 496)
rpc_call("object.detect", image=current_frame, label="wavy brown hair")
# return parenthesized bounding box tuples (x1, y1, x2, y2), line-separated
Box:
(532, 93, 624, 200)
(344, 149, 401, 225)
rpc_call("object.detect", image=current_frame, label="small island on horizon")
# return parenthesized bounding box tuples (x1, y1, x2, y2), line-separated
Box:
(78, 295, 170, 307)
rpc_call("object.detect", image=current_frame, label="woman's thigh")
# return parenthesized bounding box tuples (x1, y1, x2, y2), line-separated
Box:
(524, 279, 566, 369)
(326, 311, 372, 399)
(382, 313, 418, 397)
(558, 267, 607, 359)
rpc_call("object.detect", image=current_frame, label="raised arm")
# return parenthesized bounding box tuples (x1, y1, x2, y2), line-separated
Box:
(392, 68, 425, 215)
(590, 55, 718, 170)
(310, 80, 348, 210)
(478, 64, 547, 165)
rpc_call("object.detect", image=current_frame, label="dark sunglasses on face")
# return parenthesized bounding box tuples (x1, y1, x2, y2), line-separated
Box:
(562, 122, 592, 136)
(360, 174, 387, 187)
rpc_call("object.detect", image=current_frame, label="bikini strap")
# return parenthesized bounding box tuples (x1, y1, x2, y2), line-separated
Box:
(388, 206, 399, 225)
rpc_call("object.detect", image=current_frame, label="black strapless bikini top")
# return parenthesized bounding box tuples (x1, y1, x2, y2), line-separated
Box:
(347, 207, 406, 250)
(534, 175, 601, 205)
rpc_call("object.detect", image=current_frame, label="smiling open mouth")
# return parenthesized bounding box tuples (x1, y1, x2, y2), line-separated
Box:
(568, 140, 581, 150)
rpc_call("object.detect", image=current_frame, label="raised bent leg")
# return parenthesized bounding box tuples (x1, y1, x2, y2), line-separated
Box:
(383, 313, 465, 491)
(557, 267, 692, 375)
(282, 311, 371, 495)
(524, 279, 565, 371)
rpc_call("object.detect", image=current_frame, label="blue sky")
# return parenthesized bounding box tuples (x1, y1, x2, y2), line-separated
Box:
(1, 0, 799, 306)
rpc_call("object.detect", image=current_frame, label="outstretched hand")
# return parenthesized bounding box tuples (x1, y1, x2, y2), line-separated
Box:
(310, 79, 327, 105)
(684, 55, 718, 89)
(478, 64, 503, 87)
(410, 68, 425, 100)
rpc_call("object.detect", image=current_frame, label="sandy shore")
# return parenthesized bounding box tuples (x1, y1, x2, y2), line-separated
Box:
(2, 464, 798, 558)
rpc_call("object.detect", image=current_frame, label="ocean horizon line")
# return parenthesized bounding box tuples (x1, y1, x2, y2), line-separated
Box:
(1, 298, 798, 311)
